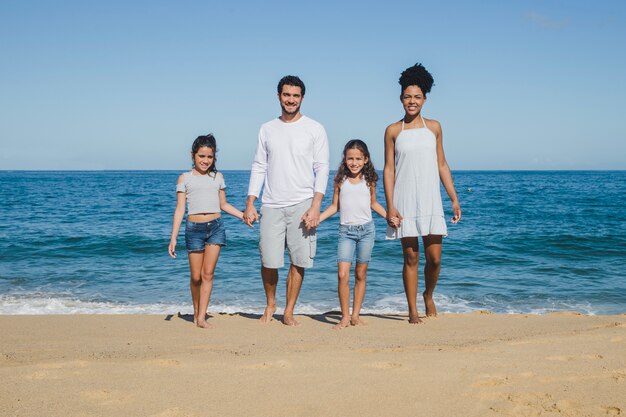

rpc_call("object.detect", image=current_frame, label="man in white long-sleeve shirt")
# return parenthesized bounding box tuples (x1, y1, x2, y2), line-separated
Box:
(244, 75, 330, 326)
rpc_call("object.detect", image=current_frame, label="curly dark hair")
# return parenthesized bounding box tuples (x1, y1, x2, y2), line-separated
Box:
(334, 139, 379, 187)
(191, 134, 218, 177)
(399, 63, 434, 95)
(277, 75, 305, 96)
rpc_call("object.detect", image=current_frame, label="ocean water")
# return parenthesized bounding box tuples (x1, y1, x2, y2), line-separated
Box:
(0, 170, 624, 315)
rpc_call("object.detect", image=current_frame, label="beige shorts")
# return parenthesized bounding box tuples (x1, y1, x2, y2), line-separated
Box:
(259, 199, 317, 269)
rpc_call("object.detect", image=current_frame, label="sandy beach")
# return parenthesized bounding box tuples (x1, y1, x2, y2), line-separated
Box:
(1, 312, 624, 417)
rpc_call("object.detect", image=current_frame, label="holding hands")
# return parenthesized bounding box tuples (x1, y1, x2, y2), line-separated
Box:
(386, 206, 402, 229)
(301, 205, 321, 230)
(243, 196, 259, 227)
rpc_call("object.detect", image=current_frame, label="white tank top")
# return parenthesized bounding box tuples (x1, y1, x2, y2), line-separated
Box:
(339, 178, 372, 225)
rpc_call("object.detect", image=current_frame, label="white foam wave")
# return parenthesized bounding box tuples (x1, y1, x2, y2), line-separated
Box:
(0, 294, 603, 315)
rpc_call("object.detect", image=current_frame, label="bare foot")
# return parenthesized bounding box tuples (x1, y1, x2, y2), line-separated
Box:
(333, 317, 351, 330)
(423, 292, 437, 317)
(282, 315, 300, 326)
(409, 314, 424, 324)
(350, 317, 367, 326)
(196, 321, 214, 329)
(259, 305, 276, 324)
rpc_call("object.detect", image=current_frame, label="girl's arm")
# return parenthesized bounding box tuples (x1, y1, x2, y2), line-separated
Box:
(430, 120, 462, 224)
(383, 124, 402, 226)
(219, 189, 245, 221)
(319, 183, 340, 222)
(168, 175, 186, 258)
(370, 184, 387, 219)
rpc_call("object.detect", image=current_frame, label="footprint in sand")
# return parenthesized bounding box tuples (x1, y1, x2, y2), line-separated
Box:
(145, 359, 181, 367)
(80, 389, 129, 406)
(247, 360, 292, 370)
(602, 406, 622, 416)
(472, 375, 510, 387)
(25, 370, 58, 380)
(25, 363, 64, 380)
(612, 369, 626, 382)
(493, 392, 580, 415)
(149, 408, 199, 417)
(365, 362, 402, 369)
(546, 354, 604, 362)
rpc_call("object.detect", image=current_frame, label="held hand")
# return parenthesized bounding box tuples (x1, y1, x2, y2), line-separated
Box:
(388, 216, 401, 228)
(451, 202, 462, 224)
(168, 240, 177, 259)
(243, 204, 259, 227)
(302, 207, 321, 230)
(386, 207, 403, 228)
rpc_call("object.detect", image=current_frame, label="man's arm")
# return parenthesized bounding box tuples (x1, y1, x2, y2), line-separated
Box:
(244, 129, 267, 225)
(312, 125, 330, 198)
(303, 125, 330, 229)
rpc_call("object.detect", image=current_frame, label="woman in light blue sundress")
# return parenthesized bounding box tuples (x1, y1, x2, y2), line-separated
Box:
(383, 63, 462, 324)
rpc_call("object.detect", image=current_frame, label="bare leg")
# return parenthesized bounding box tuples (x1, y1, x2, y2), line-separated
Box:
(334, 262, 352, 329)
(260, 266, 278, 324)
(196, 245, 221, 329)
(188, 251, 204, 324)
(351, 263, 368, 326)
(422, 235, 442, 317)
(283, 264, 304, 326)
(401, 237, 423, 324)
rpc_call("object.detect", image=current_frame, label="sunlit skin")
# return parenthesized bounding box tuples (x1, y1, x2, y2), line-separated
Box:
(242, 83, 324, 326)
(319, 147, 387, 329)
(278, 85, 303, 121)
(168, 145, 246, 329)
(401, 85, 426, 119)
(192, 147, 214, 176)
(345, 148, 366, 177)
(383, 83, 462, 324)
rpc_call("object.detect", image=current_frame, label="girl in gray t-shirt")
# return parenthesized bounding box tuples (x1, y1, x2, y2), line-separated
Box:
(168, 134, 244, 329)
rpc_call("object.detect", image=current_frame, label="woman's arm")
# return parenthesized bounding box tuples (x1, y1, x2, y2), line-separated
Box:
(383, 124, 402, 226)
(168, 175, 186, 258)
(431, 120, 461, 223)
(319, 183, 340, 222)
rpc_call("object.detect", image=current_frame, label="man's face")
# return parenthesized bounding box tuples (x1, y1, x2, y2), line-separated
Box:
(278, 85, 303, 115)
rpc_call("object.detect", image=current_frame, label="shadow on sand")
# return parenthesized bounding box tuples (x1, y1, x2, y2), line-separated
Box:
(165, 311, 406, 325)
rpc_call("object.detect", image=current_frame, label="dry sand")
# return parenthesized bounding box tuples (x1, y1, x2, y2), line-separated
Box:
(1, 312, 625, 417)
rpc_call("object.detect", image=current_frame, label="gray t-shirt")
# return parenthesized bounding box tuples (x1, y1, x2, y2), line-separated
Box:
(176, 171, 225, 214)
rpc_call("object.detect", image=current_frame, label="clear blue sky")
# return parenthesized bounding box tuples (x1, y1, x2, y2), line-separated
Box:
(1, 1, 625, 170)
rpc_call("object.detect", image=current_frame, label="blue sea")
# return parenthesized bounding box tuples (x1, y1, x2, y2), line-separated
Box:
(0, 171, 624, 315)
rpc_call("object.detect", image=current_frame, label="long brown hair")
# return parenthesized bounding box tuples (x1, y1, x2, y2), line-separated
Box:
(334, 139, 378, 187)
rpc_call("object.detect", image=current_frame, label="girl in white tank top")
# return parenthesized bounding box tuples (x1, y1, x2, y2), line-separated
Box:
(320, 140, 388, 329)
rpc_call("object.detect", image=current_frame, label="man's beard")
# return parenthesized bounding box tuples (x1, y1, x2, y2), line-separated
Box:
(281, 103, 301, 115)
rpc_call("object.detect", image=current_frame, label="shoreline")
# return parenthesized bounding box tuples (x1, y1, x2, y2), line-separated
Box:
(2, 313, 625, 416)
(0, 295, 619, 316)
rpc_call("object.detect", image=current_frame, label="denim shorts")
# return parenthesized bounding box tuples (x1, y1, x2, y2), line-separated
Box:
(337, 220, 375, 264)
(185, 217, 226, 252)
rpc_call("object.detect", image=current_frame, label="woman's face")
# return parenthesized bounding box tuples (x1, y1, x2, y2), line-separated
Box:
(401, 85, 426, 116)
